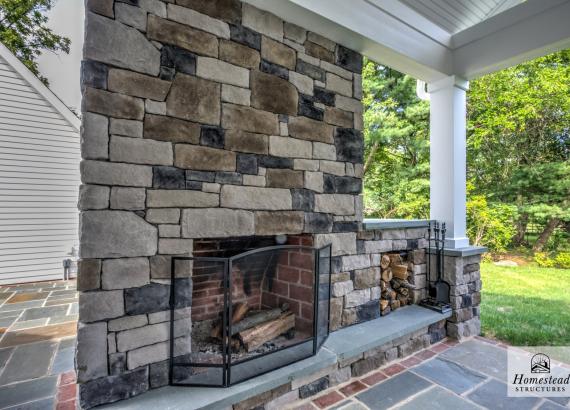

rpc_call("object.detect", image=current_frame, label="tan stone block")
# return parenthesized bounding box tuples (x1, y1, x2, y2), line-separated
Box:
(144, 114, 200, 144)
(147, 190, 219, 208)
(304, 171, 324, 193)
(175, 0, 241, 24)
(182, 208, 254, 238)
(255, 211, 304, 235)
(221, 84, 251, 106)
(304, 41, 334, 64)
(108, 69, 171, 101)
(326, 72, 352, 97)
(266, 169, 304, 188)
(225, 130, 269, 155)
(166, 74, 220, 125)
(251, 70, 298, 116)
(83, 87, 144, 120)
(307, 32, 336, 51)
(336, 95, 363, 113)
(81, 160, 153, 187)
(288, 116, 334, 144)
(221, 185, 292, 210)
(313, 142, 336, 160)
(219, 40, 261, 69)
(289, 71, 313, 96)
(320, 160, 346, 176)
(269, 135, 312, 159)
(315, 194, 355, 215)
(222, 103, 279, 135)
(196, 57, 250, 88)
(147, 15, 218, 57)
(242, 3, 283, 42)
(175, 145, 236, 171)
(261, 37, 296, 70)
(166, 3, 230, 39)
(324, 107, 353, 127)
(294, 159, 320, 171)
(284, 22, 307, 44)
(110, 136, 173, 166)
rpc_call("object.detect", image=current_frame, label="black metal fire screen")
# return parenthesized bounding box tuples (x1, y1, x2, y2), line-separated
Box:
(169, 244, 332, 387)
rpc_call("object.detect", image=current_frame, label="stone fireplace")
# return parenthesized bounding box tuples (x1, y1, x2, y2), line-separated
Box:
(77, 0, 482, 408)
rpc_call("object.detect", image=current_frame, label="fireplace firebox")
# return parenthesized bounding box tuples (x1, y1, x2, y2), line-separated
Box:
(169, 243, 332, 387)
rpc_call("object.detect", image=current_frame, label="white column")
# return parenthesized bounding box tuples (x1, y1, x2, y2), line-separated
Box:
(428, 75, 470, 249)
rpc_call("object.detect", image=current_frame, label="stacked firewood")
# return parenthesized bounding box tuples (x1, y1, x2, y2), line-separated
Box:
(380, 254, 415, 316)
(210, 302, 295, 353)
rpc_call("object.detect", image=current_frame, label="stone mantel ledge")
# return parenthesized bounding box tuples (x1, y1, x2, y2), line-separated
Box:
(362, 218, 430, 230)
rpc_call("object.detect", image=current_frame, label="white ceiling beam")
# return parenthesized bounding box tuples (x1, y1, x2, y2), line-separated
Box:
(452, 0, 570, 79)
(244, 0, 453, 82)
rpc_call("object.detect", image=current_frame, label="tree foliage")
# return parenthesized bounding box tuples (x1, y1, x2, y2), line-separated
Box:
(0, 0, 70, 84)
(362, 59, 430, 218)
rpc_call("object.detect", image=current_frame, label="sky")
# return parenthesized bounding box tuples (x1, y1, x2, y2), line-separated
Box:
(37, 0, 84, 113)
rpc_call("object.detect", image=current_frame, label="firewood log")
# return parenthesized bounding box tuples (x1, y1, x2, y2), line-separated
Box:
(380, 255, 391, 269)
(391, 300, 401, 310)
(392, 265, 408, 280)
(397, 294, 408, 306)
(380, 299, 389, 310)
(230, 305, 288, 336)
(399, 288, 410, 297)
(391, 278, 416, 290)
(380, 280, 387, 291)
(388, 254, 402, 266)
(381, 306, 391, 316)
(239, 312, 295, 352)
(211, 302, 249, 338)
(381, 268, 393, 282)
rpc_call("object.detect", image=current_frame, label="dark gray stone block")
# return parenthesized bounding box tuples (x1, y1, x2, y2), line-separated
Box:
(125, 283, 170, 315)
(150, 360, 170, 388)
(160, 45, 196, 75)
(79, 367, 149, 409)
(357, 372, 432, 410)
(305, 213, 334, 233)
(467, 379, 539, 410)
(336, 45, 363, 73)
(236, 154, 258, 175)
(185, 180, 203, 190)
(153, 166, 185, 189)
(260, 59, 289, 80)
(296, 60, 325, 82)
(356, 300, 380, 322)
(292, 189, 315, 212)
(186, 170, 216, 182)
(333, 222, 358, 233)
(333, 176, 362, 194)
(258, 155, 293, 169)
(298, 94, 324, 121)
(109, 352, 127, 376)
(215, 172, 242, 184)
(159, 66, 175, 81)
(82, 60, 108, 90)
(335, 128, 363, 163)
(314, 87, 335, 106)
(299, 376, 329, 398)
(200, 126, 225, 149)
(412, 358, 487, 394)
(230, 24, 261, 50)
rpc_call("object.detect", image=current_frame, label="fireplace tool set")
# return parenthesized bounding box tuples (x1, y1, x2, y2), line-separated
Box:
(420, 221, 452, 313)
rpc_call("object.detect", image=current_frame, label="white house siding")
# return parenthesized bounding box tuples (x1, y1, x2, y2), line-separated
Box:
(0, 55, 80, 284)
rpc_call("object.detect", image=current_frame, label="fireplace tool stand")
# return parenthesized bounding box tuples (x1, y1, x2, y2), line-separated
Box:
(420, 221, 452, 314)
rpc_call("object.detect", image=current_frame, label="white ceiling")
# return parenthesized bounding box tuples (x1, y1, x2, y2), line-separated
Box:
(398, 0, 524, 34)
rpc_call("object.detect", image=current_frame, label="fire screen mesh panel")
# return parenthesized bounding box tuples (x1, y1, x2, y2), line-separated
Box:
(170, 244, 332, 387)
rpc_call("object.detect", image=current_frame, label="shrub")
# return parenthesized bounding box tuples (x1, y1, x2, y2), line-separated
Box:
(534, 252, 555, 268)
(467, 196, 518, 253)
(554, 252, 570, 269)
(534, 252, 570, 269)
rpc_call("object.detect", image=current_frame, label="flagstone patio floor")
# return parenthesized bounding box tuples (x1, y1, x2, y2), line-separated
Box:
(0, 280, 77, 410)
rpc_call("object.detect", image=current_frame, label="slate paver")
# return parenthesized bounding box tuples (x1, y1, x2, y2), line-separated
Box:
(4, 396, 55, 410)
(0, 316, 18, 328)
(439, 339, 509, 379)
(411, 357, 487, 393)
(0, 375, 58, 408)
(355, 371, 433, 410)
(332, 401, 368, 410)
(10, 318, 49, 331)
(0, 341, 58, 385)
(547, 396, 570, 406)
(20, 305, 69, 321)
(50, 339, 76, 375)
(537, 399, 568, 410)
(0, 347, 13, 368)
(0, 300, 43, 312)
(395, 386, 481, 410)
(467, 379, 540, 410)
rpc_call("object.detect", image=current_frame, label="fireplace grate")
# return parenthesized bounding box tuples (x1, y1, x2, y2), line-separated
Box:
(169, 244, 332, 387)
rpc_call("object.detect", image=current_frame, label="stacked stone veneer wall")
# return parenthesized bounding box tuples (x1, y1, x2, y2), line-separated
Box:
(78, 0, 364, 407)
(78, 0, 481, 407)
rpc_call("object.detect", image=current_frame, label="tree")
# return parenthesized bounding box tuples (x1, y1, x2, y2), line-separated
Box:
(0, 0, 70, 85)
(468, 50, 570, 248)
(362, 59, 430, 218)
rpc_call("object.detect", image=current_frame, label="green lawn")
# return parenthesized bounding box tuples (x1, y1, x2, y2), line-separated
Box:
(481, 262, 570, 346)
